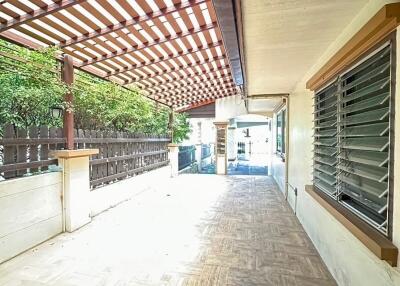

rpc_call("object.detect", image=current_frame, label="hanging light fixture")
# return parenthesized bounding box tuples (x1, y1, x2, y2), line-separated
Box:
(50, 106, 63, 119)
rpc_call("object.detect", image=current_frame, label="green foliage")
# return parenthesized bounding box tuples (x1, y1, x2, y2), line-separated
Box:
(0, 40, 191, 141)
(0, 40, 66, 129)
(172, 113, 191, 143)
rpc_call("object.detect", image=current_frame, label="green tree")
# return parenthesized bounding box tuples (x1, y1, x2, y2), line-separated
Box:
(172, 113, 191, 143)
(0, 39, 191, 141)
(0, 40, 66, 130)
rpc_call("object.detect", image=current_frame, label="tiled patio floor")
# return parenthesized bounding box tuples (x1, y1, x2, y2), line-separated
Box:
(0, 175, 336, 286)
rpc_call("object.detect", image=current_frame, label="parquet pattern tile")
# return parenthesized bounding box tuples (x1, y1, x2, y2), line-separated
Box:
(175, 176, 336, 286)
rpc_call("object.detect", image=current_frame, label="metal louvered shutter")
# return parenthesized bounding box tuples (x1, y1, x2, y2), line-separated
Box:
(337, 44, 392, 234)
(313, 42, 394, 236)
(313, 82, 338, 197)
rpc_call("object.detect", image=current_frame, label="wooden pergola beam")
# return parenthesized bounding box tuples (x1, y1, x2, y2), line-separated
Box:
(79, 22, 217, 67)
(137, 70, 231, 90)
(170, 84, 236, 101)
(147, 75, 233, 96)
(0, 0, 86, 33)
(173, 87, 236, 105)
(165, 84, 236, 103)
(156, 78, 234, 99)
(135, 65, 229, 90)
(151, 78, 233, 99)
(128, 63, 228, 89)
(175, 99, 216, 112)
(173, 92, 231, 108)
(125, 55, 226, 85)
(108, 40, 223, 79)
(61, 0, 209, 47)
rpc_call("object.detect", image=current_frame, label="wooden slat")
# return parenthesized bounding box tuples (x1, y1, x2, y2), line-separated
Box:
(133, 61, 228, 87)
(91, 160, 169, 186)
(154, 78, 233, 99)
(60, 0, 210, 47)
(29, 126, 39, 173)
(16, 127, 27, 176)
(147, 74, 233, 95)
(80, 22, 217, 67)
(90, 150, 168, 165)
(39, 126, 49, 171)
(0, 159, 58, 173)
(0, 0, 87, 33)
(174, 87, 236, 105)
(165, 83, 236, 102)
(3, 125, 16, 179)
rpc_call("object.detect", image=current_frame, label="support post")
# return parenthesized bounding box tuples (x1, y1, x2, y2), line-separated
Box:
(214, 121, 228, 175)
(195, 143, 202, 172)
(227, 126, 237, 161)
(168, 109, 174, 142)
(168, 143, 179, 177)
(51, 149, 98, 232)
(62, 55, 74, 150)
(195, 121, 202, 172)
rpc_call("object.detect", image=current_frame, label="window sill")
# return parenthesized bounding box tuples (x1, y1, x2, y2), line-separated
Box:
(305, 185, 398, 266)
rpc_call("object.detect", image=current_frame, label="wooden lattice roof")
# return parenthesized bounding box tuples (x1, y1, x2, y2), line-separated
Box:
(0, 0, 242, 110)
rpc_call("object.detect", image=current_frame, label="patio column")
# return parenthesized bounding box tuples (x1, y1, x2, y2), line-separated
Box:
(62, 55, 75, 150)
(195, 144, 202, 172)
(214, 121, 228, 175)
(51, 149, 98, 232)
(227, 127, 237, 161)
(168, 143, 179, 177)
(195, 121, 202, 172)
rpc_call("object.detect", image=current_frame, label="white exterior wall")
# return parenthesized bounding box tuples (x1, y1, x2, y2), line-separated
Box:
(287, 0, 400, 285)
(183, 118, 215, 146)
(0, 172, 63, 264)
(215, 95, 247, 120)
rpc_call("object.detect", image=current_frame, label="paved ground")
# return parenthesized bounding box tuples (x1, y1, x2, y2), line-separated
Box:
(0, 175, 335, 286)
(201, 154, 269, 176)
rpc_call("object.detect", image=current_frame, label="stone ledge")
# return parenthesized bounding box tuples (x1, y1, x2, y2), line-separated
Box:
(50, 149, 99, 159)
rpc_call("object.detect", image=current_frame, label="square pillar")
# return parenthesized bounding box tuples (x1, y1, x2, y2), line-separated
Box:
(50, 149, 98, 232)
(168, 143, 179, 177)
(227, 127, 237, 161)
(195, 143, 202, 172)
(214, 121, 228, 175)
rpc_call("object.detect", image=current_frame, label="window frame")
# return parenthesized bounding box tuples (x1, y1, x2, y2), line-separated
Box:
(313, 34, 396, 239)
(276, 108, 286, 155)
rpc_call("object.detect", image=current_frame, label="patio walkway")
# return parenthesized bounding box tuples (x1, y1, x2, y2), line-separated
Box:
(0, 175, 335, 286)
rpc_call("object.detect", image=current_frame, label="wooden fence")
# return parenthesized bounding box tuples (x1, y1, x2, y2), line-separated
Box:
(0, 125, 170, 189)
(73, 130, 170, 189)
(0, 124, 65, 179)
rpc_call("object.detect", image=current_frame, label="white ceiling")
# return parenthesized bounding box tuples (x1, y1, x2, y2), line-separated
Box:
(242, 0, 369, 96)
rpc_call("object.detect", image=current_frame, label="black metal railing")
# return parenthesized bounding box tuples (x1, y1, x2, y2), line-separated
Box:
(178, 145, 195, 170)
(238, 142, 245, 154)
(201, 143, 211, 159)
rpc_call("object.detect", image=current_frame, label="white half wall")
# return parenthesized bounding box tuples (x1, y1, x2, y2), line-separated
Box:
(90, 166, 171, 217)
(0, 172, 63, 264)
(287, 1, 400, 285)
